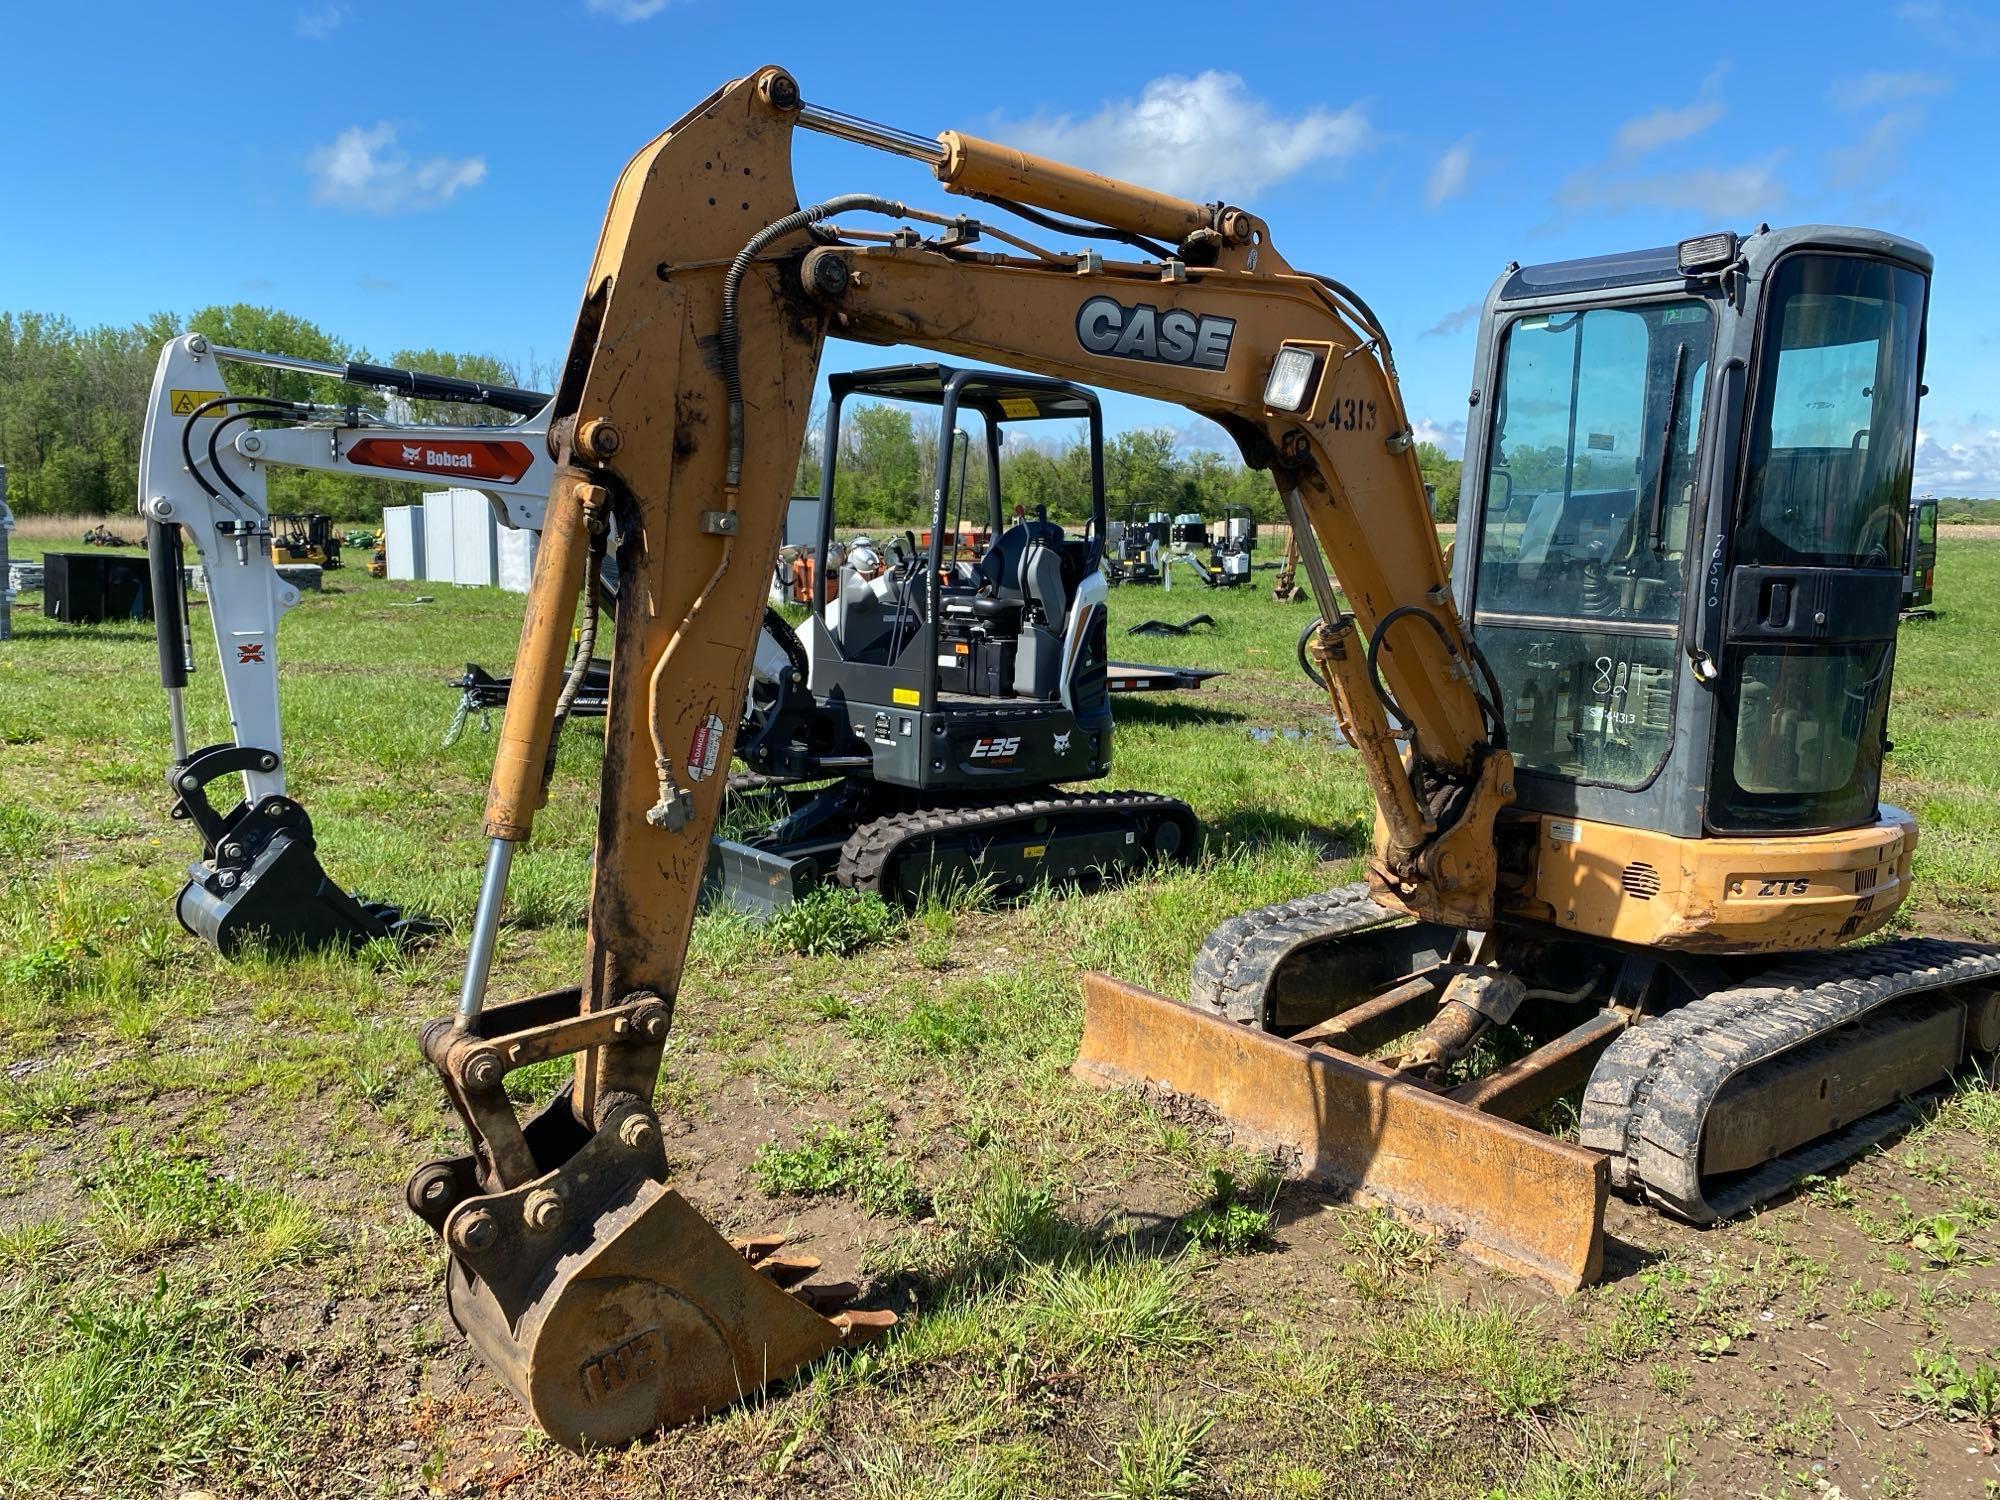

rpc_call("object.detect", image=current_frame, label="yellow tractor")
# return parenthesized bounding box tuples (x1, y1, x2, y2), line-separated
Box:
(268, 512, 341, 568)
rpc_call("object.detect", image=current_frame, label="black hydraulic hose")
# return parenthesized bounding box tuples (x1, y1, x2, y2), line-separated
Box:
(965, 192, 1176, 262)
(1297, 617, 1329, 690)
(204, 406, 286, 500)
(1364, 604, 1509, 751)
(723, 194, 910, 487)
(1309, 273, 1396, 372)
(543, 520, 607, 789)
(177, 395, 298, 499)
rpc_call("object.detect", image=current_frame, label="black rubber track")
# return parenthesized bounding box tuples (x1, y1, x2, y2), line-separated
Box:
(1187, 883, 1401, 1024)
(835, 790, 1198, 902)
(1579, 936, 2000, 1224)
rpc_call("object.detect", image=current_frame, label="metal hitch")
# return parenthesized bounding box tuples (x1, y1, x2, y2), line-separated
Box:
(411, 988, 892, 1448)
(1073, 971, 1609, 1289)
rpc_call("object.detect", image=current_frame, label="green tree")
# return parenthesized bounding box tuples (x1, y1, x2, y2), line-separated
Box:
(1414, 441, 1463, 522)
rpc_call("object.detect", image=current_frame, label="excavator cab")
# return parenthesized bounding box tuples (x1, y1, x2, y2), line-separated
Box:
(809, 364, 1110, 772)
(1115, 501, 1165, 584)
(1453, 228, 1928, 944)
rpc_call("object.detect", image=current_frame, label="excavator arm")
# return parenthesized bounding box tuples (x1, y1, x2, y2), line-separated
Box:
(418, 66, 1516, 1446)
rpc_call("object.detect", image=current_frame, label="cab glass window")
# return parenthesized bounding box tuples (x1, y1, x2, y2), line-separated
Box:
(1475, 299, 1711, 628)
(1737, 255, 1926, 571)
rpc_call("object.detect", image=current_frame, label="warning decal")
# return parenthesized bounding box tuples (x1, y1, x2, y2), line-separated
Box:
(997, 396, 1040, 419)
(687, 712, 725, 783)
(170, 389, 229, 417)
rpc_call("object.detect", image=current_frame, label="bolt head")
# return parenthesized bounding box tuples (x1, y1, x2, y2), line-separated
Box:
(451, 1209, 497, 1254)
(523, 1187, 563, 1232)
(619, 1113, 660, 1154)
(462, 1050, 505, 1091)
(638, 1007, 669, 1040)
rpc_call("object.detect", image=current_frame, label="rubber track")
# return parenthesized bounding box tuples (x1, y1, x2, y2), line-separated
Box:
(1188, 883, 1401, 1024)
(835, 790, 1196, 899)
(1579, 936, 2000, 1224)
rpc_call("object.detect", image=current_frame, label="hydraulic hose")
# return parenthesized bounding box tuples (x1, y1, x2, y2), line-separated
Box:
(722, 194, 908, 487)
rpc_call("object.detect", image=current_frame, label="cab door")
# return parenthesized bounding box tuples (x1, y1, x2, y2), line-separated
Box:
(1708, 253, 1929, 834)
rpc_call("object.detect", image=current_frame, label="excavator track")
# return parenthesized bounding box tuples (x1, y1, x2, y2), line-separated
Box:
(1189, 884, 1401, 1023)
(836, 789, 1197, 904)
(1580, 937, 2000, 1224)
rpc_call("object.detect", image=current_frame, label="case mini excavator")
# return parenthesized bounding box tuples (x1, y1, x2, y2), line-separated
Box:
(391, 69, 1995, 1447)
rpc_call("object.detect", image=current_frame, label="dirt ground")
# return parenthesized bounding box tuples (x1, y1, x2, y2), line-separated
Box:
(2, 551, 1999, 1498)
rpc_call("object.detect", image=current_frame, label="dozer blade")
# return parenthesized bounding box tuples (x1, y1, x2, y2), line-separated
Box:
(448, 1176, 876, 1450)
(1073, 973, 1608, 1290)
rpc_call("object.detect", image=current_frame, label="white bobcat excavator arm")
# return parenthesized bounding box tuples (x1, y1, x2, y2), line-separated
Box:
(137, 333, 554, 952)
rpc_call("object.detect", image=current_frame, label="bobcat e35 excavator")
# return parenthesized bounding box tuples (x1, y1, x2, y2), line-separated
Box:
(357, 68, 1991, 1446)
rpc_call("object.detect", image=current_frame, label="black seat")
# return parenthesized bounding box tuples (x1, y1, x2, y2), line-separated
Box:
(977, 517, 1066, 601)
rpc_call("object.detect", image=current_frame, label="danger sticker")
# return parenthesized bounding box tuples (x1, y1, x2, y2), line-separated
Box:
(170, 388, 229, 417)
(687, 712, 725, 783)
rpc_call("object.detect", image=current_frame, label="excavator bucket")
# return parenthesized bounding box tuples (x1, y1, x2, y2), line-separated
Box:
(1073, 973, 1609, 1290)
(446, 1180, 870, 1448)
(412, 995, 896, 1450)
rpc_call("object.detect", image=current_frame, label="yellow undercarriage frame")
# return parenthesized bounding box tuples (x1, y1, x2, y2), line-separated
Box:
(1509, 805, 1916, 955)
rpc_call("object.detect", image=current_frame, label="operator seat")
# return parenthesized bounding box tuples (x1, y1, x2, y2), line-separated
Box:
(972, 512, 1068, 698)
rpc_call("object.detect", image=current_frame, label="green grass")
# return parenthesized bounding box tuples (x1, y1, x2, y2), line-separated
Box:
(4, 542, 2000, 1493)
(752, 1119, 928, 1217)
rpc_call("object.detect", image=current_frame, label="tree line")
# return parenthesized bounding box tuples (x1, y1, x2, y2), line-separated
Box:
(0, 303, 1465, 524)
(797, 400, 1465, 529)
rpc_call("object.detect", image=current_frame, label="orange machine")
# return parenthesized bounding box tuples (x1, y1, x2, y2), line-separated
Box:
(407, 68, 1997, 1445)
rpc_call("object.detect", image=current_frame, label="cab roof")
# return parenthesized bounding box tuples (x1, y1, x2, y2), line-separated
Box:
(826, 363, 1097, 421)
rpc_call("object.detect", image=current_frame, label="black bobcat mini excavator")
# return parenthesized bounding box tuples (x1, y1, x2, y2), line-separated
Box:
(397, 68, 1996, 1447)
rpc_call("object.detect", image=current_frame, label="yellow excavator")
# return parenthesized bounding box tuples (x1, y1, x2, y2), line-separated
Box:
(400, 68, 1999, 1446)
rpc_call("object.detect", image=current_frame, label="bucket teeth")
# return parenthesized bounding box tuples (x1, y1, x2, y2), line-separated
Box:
(750, 1254, 824, 1287)
(833, 1307, 899, 1343)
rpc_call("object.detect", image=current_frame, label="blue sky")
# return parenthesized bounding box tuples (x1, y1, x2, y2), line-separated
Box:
(5, 0, 1997, 493)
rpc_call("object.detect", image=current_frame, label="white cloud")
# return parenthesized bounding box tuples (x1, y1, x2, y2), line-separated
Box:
(1829, 70, 1952, 109)
(295, 3, 344, 38)
(1558, 154, 1787, 220)
(308, 124, 486, 213)
(1615, 65, 1729, 155)
(1411, 417, 1467, 461)
(1897, 2, 2000, 54)
(992, 72, 1370, 200)
(1427, 138, 1474, 207)
(1424, 302, 1482, 339)
(1824, 110, 1926, 190)
(586, 0, 671, 19)
(1916, 415, 2000, 497)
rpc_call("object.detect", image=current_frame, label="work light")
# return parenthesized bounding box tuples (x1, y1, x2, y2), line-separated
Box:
(1264, 345, 1322, 413)
(1677, 232, 1739, 275)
